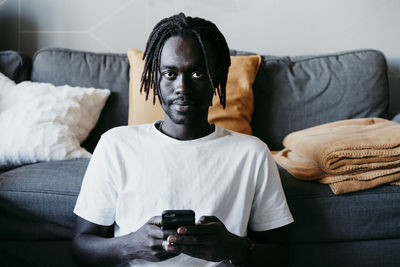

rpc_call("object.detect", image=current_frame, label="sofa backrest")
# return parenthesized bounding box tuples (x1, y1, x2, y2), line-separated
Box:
(31, 48, 130, 153)
(241, 50, 389, 150)
(30, 48, 390, 152)
(0, 50, 31, 83)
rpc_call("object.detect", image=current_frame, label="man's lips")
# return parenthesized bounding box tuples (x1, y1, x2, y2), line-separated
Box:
(170, 99, 197, 112)
(171, 102, 195, 112)
(171, 99, 196, 105)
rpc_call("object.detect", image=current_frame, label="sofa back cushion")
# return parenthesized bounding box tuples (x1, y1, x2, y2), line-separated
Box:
(31, 48, 130, 152)
(0, 50, 31, 83)
(30, 48, 390, 152)
(245, 50, 389, 150)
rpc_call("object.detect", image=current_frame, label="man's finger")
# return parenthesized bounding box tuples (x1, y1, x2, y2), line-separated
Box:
(151, 227, 177, 240)
(197, 215, 221, 224)
(145, 238, 180, 255)
(177, 222, 220, 235)
(149, 239, 164, 250)
(148, 216, 162, 226)
(167, 234, 207, 245)
(166, 244, 209, 260)
(162, 240, 171, 251)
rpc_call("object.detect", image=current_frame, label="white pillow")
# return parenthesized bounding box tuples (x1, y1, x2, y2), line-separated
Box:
(0, 72, 111, 169)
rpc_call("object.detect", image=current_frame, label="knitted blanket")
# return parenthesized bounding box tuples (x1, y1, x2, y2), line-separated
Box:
(273, 118, 400, 194)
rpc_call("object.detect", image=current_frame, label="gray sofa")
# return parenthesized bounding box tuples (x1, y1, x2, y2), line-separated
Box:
(1, 47, 399, 267)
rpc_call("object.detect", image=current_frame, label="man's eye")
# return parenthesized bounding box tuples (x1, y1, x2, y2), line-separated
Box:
(163, 72, 176, 79)
(192, 72, 204, 79)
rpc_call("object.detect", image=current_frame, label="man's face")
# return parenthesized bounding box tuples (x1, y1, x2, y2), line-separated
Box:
(158, 36, 214, 125)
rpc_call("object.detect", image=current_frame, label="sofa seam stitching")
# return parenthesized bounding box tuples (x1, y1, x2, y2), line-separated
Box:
(0, 189, 77, 196)
(262, 49, 384, 64)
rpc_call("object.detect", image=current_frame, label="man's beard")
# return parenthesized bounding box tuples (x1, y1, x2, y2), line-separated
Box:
(160, 94, 211, 125)
(162, 103, 209, 125)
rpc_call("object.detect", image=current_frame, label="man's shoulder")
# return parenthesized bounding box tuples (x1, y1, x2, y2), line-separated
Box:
(100, 123, 155, 144)
(104, 124, 153, 136)
(217, 126, 270, 153)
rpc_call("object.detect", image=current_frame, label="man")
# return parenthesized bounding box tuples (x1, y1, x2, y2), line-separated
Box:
(72, 13, 293, 266)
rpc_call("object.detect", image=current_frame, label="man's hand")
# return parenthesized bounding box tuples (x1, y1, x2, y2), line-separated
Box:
(130, 216, 181, 262)
(162, 216, 249, 263)
(72, 215, 180, 266)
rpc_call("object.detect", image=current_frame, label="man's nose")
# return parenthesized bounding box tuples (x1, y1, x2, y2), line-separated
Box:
(175, 75, 191, 94)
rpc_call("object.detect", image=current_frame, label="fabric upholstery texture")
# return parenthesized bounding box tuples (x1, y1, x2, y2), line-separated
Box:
(0, 72, 110, 169)
(31, 48, 130, 152)
(247, 50, 389, 150)
(0, 50, 31, 83)
(273, 118, 400, 194)
(0, 159, 89, 240)
(127, 48, 260, 135)
(279, 166, 400, 243)
(280, 118, 400, 175)
(0, 240, 78, 267)
(288, 239, 400, 267)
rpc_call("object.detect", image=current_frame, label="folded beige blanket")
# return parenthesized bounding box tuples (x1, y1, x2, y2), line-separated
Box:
(273, 118, 400, 194)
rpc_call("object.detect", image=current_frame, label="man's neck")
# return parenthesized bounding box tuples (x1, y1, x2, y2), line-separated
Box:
(159, 119, 213, 141)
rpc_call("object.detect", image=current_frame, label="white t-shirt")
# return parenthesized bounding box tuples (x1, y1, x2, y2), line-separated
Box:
(74, 122, 293, 266)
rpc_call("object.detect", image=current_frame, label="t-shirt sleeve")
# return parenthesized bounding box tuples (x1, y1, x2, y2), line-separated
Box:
(249, 149, 294, 232)
(73, 133, 120, 226)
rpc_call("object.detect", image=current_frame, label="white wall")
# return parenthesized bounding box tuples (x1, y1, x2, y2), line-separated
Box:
(1, 0, 400, 115)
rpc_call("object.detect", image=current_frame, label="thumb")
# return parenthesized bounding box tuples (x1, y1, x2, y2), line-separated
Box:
(197, 215, 221, 224)
(148, 216, 162, 226)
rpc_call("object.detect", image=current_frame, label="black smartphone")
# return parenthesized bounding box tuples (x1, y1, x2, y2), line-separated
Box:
(161, 210, 195, 230)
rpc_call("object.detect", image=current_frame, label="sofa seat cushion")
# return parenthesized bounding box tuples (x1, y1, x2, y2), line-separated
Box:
(288, 238, 400, 267)
(0, 240, 78, 267)
(0, 159, 88, 240)
(279, 166, 400, 243)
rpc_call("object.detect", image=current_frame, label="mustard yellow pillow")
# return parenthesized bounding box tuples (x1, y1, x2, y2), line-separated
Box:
(127, 48, 261, 135)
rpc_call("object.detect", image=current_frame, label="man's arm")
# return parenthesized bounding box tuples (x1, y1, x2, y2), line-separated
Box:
(245, 226, 290, 266)
(72, 217, 130, 266)
(72, 216, 179, 266)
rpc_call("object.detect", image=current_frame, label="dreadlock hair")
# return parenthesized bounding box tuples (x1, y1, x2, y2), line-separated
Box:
(141, 12, 231, 108)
